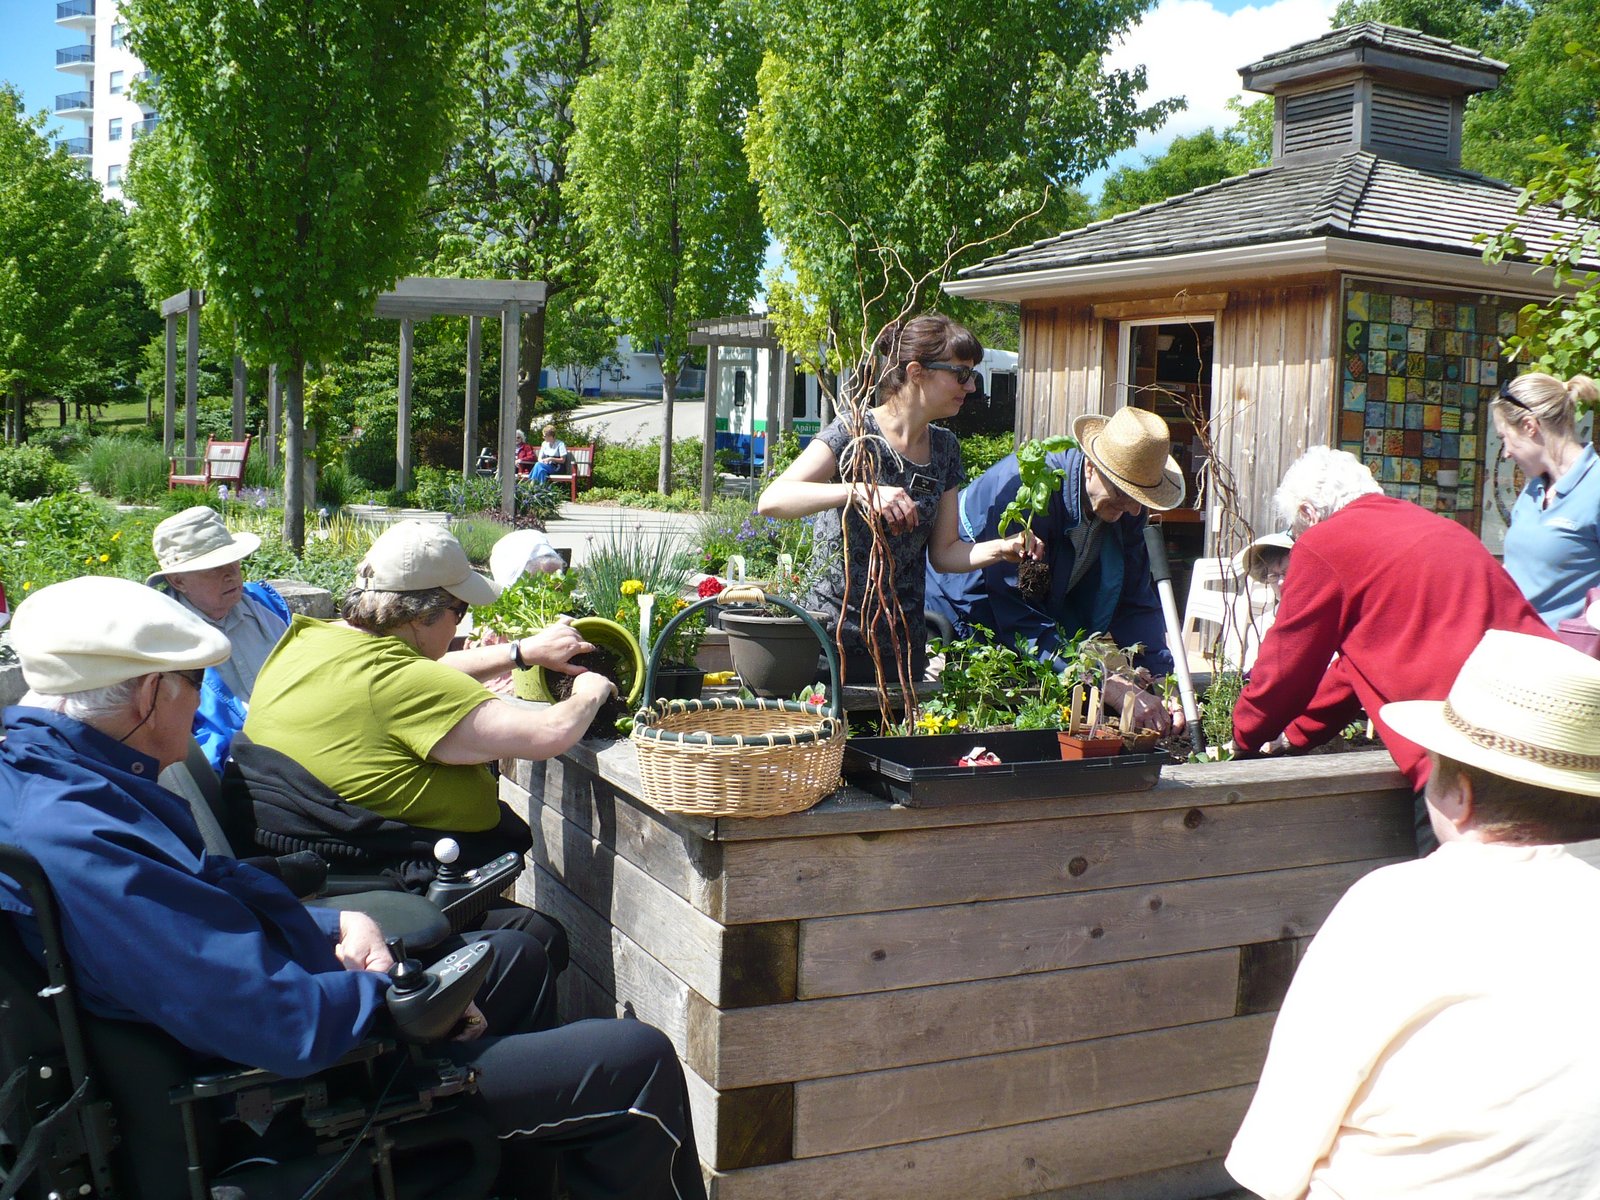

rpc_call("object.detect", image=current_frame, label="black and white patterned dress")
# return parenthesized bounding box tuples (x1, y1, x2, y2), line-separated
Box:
(803, 410, 965, 675)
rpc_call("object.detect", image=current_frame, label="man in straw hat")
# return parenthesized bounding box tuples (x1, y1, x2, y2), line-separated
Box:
(1227, 630, 1600, 1198)
(1233, 447, 1552, 850)
(0, 574, 706, 1200)
(926, 405, 1187, 731)
(147, 505, 292, 772)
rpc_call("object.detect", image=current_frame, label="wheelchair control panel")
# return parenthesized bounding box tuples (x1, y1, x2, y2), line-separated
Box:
(425, 837, 524, 928)
(384, 938, 493, 1043)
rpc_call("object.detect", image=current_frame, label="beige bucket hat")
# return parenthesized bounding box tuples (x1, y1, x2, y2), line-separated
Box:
(13, 576, 231, 695)
(1383, 630, 1600, 797)
(1070, 407, 1185, 512)
(1234, 532, 1295, 581)
(356, 520, 501, 606)
(146, 506, 261, 586)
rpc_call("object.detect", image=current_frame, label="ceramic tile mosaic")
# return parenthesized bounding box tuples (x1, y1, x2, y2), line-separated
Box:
(1341, 283, 1517, 530)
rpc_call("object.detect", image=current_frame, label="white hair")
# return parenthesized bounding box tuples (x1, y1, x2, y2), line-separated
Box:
(21, 676, 151, 724)
(1273, 446, 1382, 527)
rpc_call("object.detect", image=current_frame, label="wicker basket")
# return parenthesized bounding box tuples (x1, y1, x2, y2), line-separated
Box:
(631, 589, 844, 818)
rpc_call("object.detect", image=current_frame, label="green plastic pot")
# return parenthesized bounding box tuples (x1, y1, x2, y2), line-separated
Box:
(511, 616, 645, 706)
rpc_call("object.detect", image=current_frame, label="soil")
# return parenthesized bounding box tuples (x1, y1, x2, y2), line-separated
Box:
(1016, 559, 1051, 605)
(549, 646, 632, 739)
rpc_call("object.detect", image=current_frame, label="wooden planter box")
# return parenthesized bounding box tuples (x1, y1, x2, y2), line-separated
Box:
(500, 745, 1413, 1200)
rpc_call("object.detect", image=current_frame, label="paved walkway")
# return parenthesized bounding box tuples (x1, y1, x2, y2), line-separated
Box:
(566, 395, 706, 446)
(543, 501, 703, 568)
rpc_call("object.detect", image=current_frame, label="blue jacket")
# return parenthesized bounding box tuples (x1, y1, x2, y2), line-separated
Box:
(925, 447, 1173, 675)
(0, 708, 387, 1077)
(193, 581, 291, 774)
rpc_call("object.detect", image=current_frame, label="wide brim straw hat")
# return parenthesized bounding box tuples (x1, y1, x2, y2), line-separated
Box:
(1071, 407, 1185, 512)
(146, 505, 260, 586)
(1383, 630, 1600, 798)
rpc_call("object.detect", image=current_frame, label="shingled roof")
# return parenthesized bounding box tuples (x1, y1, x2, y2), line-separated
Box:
(1240, 21, 1507, 81)
(959, 151, 1596, 282)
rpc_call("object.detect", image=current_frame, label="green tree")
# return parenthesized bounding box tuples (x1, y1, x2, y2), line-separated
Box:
(1480, 44, 1600, 382)
(746, 0, 1176, 355)
(430, 0, 608, 429)
(1096, 100, 1271, 219)
(568, 0, 767, 493)
(121, 0, 474, 549)
(0, 87, 146, 440)
(1463, 0, 1600, 183)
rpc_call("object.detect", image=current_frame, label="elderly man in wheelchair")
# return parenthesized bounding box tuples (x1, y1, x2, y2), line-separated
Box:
(0, 577, 704, 1200)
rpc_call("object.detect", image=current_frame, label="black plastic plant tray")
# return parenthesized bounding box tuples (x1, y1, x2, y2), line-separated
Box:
(842, 729, 1165, 808)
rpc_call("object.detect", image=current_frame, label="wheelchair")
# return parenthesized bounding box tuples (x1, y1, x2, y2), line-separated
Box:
(0, 843, 501, 1200)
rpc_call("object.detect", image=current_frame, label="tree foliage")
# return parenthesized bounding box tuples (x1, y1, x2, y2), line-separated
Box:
(568, 0, 766, 492)
(1096, 99, 1271, 219)
(0, 87, 149, 436)
(120, 0, 475, 548)
(1480, 43, 1600, 382)
(746, 0, 1177, 349)
(430, 0, 609, 423)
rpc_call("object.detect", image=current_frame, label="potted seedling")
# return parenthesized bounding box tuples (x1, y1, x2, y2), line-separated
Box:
(1056, 682, 1123, 759)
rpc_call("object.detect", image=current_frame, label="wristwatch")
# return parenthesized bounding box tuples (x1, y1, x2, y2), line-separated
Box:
(511, 641, 529, 670)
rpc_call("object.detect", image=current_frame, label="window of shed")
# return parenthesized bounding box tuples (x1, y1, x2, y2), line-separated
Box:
(1121, 319, 1214, 515)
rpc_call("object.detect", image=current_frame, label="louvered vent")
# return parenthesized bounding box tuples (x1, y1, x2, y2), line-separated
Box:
(1281, 86, 1356, 155)
(1369, 85, 1452, 159)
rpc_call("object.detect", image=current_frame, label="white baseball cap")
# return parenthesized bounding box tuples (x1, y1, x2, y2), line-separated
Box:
(355, 520, 500, 606)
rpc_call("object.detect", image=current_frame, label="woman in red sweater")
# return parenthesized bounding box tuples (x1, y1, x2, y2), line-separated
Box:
(1233, 447, 1553, 851)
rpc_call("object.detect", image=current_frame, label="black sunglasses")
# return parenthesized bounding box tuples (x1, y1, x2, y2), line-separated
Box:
(921, 361, 979, 385)
(167, 669, 204, 692)
(1497, 378, 1531, 411)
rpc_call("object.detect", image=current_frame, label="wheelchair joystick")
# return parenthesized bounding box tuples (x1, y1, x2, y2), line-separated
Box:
(385, 939, 428, 995)
(432, 838, 465, 885)
(384, 941, 494, 1043)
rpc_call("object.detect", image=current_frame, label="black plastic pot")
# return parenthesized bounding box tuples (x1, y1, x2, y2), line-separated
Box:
(651, 663, 706, 702)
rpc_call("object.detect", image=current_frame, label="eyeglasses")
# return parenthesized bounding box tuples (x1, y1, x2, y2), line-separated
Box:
(446, 601, 470, 621)
(921, 362, 979, 386)
(167, 669, 204, 692)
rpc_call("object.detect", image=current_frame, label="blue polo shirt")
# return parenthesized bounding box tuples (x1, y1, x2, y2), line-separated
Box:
(0, 708, 387, 1076)
(1503, 444, 1600, 628)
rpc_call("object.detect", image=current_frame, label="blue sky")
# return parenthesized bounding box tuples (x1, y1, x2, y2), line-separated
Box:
(1, 0, 1338, 196)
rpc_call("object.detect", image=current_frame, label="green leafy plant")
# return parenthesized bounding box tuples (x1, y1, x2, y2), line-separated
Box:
(573, 526, 707, 665)
(475, 570, 579, 640)
(1201, 671, 1245, 751)
(0, 444, 75, 500)
(996, 436, 1076, 536)
(451, 516, 515, 567)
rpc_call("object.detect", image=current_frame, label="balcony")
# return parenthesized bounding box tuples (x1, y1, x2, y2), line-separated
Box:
(131, 116, 159, 140)
(55, 0, 94, 30)
(56, 136, 92, 159)
(54, 91, 93, 118)
(55, 43, 94, 73)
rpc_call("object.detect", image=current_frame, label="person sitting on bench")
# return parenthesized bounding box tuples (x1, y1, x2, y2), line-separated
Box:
(529, 424, 570, 484)
(0, 576, 705, 1200)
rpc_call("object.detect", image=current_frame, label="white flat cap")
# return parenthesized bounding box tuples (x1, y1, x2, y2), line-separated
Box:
(12, 576, 232, 695)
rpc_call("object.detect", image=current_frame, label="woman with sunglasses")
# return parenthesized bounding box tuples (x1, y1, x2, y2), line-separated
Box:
(757, 314, 1029, 685)
(1490, 372, 1600, 627)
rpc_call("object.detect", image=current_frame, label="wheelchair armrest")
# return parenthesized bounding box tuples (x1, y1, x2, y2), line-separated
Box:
(174, 1039, 394, 1102)
(306, 891, 450, 951)
(318, 872, 405, 897)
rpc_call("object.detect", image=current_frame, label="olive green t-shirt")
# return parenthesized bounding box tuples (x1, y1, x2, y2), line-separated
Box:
(243, 615, 499, 832)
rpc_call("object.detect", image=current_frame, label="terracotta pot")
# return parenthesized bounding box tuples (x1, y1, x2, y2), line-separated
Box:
(1057, 730, 1123, 760)
(720, 609, 828, 698)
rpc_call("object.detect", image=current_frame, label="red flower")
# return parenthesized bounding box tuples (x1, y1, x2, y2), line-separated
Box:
(697, 576, 725, 598)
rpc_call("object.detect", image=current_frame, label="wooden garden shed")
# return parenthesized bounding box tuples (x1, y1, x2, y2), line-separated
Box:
(945, 22, 1597, 564)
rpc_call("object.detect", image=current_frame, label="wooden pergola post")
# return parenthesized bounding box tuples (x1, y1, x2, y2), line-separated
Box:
(699, 344, 719, 509)
(163, 312, 177, 456)
(498, 303, 521, 516)
(463, 315, 482, 479)
(397, 317, 414, 493)
(160, 289, 204, 464)
(689, 315, 781, 511)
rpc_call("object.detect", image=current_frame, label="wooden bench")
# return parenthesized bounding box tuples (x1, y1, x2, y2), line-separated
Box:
(169, 436, 252, 491)
(546, 445, 594, 500)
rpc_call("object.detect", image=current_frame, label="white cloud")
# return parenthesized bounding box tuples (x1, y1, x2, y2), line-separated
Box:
(1085, 0, 1339, 194)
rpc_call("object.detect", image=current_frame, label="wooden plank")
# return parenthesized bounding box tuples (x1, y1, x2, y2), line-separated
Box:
(550, 735, 1409, 844)
(1092, 293, 1230, 320)
(794, 1013, 1273, 1156)
(797, 857, 1393, 998)
(690, 948, 1241, 1089)
(532, 802, 796, 1007)
(718, 789, 1414, 923)
(1236, 935, 1312, 1015)
(531, 865, 694, 1052)
(707, 1084, 1255, 1200)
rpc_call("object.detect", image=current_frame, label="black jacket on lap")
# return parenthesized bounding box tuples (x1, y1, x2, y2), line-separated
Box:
(222, 733, 532, 892)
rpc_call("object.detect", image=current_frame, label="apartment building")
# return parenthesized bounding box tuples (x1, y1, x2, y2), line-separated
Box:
(52, 0, 156, 196)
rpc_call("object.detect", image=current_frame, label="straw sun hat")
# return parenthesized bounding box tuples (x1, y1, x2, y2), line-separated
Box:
(1383, 630, 1600, 798)
(1070, 407, 1185, 512)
